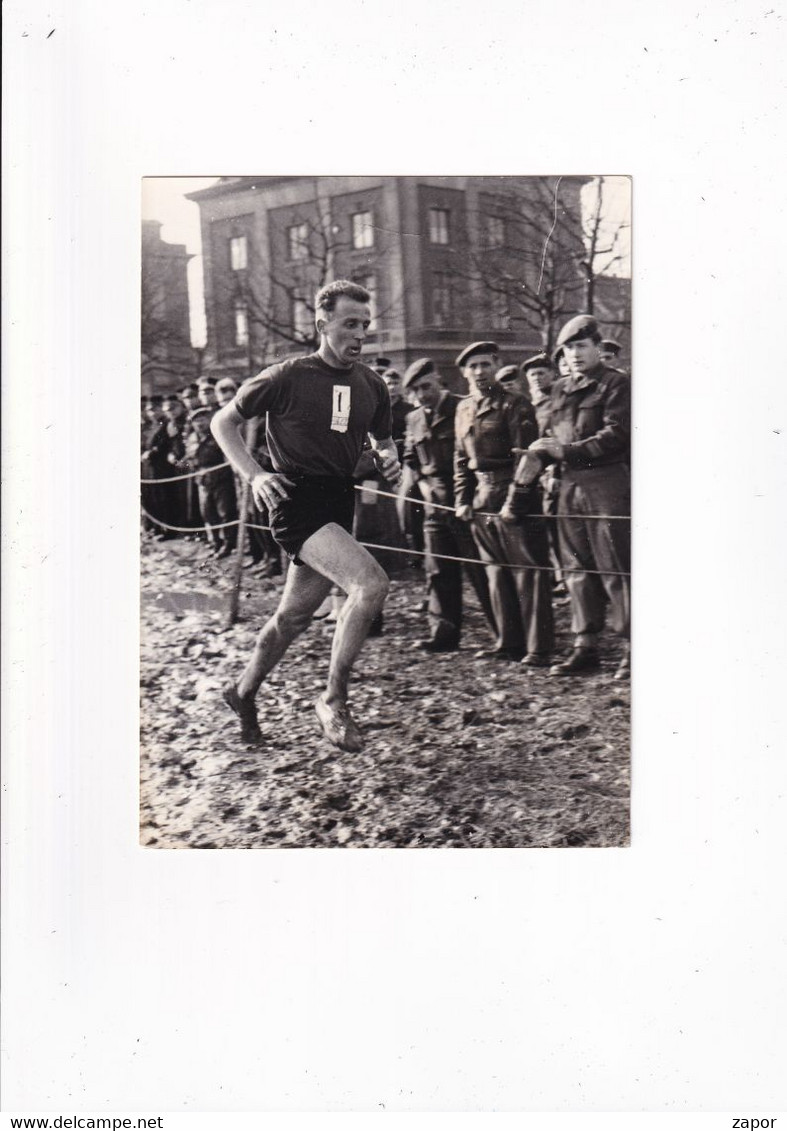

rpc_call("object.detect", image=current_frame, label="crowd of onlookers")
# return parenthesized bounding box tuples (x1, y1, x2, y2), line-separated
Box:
(141, 375, 281, 574)
(141, 322, 630, 677)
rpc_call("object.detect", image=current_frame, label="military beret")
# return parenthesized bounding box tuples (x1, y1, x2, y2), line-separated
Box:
(520, 352, 553, 375)
(555, 314, 601, 349)
(189, 407, 212, 421)
(455, 341, 499, 368)
(403, 357, 436, 388)
(599, 338, 621, 355)
(373, 355, 392, 370)
(495, 365, 519, 385)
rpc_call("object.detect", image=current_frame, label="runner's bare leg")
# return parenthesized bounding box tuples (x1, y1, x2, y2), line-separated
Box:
(236, 563, 333, 699)
(297, 523, 389, 708)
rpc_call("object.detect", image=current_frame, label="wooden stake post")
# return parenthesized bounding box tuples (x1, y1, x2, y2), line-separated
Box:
(224, 417, 259, 629)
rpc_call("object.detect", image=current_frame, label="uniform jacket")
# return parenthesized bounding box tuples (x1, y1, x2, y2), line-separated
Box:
(403, 392, 463, 509)
(454, 391, 537, 509)
(547, 364, 630, 471)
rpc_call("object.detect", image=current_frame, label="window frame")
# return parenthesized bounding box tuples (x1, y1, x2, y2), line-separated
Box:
(233, 300, 249, 348)
(229, 234, 248, 272)
(287, 222, 310, 262)
(428, 207, 450, 246)
(291, 295, 313, 339)
(431, 271, 453, 327)
(351, 210, 375, 250)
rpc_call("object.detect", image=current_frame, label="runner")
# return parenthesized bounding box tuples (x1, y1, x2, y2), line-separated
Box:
(210, 280, 401, 752)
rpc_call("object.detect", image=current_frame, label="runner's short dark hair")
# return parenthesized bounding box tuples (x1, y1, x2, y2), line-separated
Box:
(315, 279, 371, 317)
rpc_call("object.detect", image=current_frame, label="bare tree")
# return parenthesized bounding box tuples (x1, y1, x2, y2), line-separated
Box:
(440, 176, 630, 352)
(431, 177, 585, 352)
(213, 202, 400, 367)
(579, 176, 631, 314)
(141, 257, 196, 386)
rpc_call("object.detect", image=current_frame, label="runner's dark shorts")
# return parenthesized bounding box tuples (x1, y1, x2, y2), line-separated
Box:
(268, 475, 356, 565)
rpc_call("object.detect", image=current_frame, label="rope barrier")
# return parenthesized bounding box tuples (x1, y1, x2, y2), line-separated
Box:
(141, 469, 631, 522)
(361, 482, 631, 522)
(140, 507, 630, 578)
(140, 461, 230, 484)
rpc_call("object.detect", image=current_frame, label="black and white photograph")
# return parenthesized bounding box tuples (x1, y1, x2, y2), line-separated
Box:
(6, 0, 786, 1118)
(140, 175, 632, 850)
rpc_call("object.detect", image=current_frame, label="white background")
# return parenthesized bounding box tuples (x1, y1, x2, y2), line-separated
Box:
(3, 0, 786, 1119)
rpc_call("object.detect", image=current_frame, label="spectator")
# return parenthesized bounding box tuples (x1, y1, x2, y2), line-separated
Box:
(177, 407, 238, 558)
(454, 342, 554, 666)
(495, 363, 530, 402)
(403, 357, 496, 651)
(197, 377, 219, 412)
(141, 394, 175, 538)
(215, 378, 238, 407)
(527, 315, 630, 678)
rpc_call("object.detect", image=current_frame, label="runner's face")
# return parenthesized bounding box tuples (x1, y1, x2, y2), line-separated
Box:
(463, 354, 497, 396)
(320, 297, 371, 366)
(410, 374, 441, 410)
(563, 337, 601, 375)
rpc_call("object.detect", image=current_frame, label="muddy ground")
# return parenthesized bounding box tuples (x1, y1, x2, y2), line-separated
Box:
(140, 536, 630, 849)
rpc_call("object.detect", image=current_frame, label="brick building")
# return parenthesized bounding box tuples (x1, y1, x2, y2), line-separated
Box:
(141, 220, 196, 396)
(187, 175, 622, 392)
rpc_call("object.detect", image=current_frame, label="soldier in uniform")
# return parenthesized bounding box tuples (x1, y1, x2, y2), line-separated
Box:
(519, 353, 556, 436)
(454, 342, 554, 665)
(494, 363, 530, 402)
(525, 315, 631, 678)
(598, 338, 622, 365)
(402, 358, 496, 652)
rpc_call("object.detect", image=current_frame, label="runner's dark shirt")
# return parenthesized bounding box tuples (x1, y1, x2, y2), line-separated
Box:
(233, 353, 392, 477)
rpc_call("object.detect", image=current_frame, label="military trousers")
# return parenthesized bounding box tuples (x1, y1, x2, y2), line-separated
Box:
(557, 465, 630, 640)
(423, 508, 496, 647)
(470, 480, 554, 656)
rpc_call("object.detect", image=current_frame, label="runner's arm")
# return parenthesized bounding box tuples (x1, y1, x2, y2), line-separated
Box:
(211, 402, 292, 507)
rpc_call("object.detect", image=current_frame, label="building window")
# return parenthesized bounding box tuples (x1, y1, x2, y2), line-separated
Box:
(486, 215, 505, 248)
(351, 210, 374, 249)
(233, 301, 249, 347)
(431, 272, 453, 327)
(287, 222, 309, 261)
(428, 208, 450, 245)
(229, 235, 248, 271)
(352, 273, 377, 330)
(292, 296, 313, 339)
(489, 289, 509, 330)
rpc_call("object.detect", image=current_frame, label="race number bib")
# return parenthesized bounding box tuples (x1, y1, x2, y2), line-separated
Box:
(331, 384, 351, 433)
